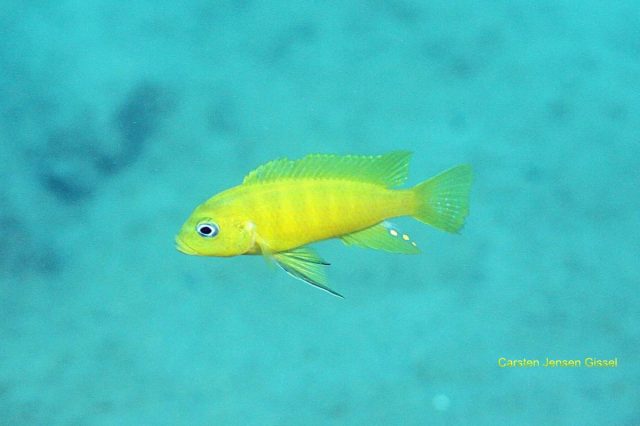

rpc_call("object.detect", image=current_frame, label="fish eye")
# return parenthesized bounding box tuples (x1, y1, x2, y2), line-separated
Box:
(196, 222, 219, 238)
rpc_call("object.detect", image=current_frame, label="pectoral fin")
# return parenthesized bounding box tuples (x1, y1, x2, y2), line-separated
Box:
(254, 232, 277, 269)
(340, 221, 421, 254)
(272, 247, 342, 298)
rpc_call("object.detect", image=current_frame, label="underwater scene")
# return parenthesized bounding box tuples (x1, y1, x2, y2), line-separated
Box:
(1, 1, 638, 425)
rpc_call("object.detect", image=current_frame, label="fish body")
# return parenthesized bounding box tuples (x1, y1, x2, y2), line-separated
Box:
(204, 180, 411, 253)
(176, 151, 472, 297)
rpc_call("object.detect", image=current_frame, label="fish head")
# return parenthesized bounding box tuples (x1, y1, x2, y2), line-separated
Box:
(175, 204, 254, 257)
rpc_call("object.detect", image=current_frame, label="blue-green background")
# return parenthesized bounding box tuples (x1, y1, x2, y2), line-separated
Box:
(1, 1, 638, 425)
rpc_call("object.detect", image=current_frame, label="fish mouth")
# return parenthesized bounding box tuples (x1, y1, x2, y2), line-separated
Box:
(175, 236, 198, 255)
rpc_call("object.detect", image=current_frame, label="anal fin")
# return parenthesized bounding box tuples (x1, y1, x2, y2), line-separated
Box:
(272, 247, 342, 298)
(340, 221, 421, 254)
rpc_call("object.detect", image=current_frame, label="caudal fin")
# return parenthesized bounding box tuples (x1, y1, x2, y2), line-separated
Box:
(412, 164, 472, 233)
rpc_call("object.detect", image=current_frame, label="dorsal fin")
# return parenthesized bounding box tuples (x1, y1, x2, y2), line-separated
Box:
(242, 151, 412, 188)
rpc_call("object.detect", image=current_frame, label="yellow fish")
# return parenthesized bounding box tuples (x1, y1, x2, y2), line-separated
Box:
(176, 151, 472, 297)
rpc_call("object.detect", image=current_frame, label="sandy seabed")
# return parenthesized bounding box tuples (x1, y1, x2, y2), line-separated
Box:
(1, 1, 638, 425)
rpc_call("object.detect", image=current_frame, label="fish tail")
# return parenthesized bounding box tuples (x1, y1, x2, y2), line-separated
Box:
(412, 164, 472, 233)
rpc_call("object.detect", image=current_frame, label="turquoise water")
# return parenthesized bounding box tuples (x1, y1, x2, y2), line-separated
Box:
(1, 1, 638, 425)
